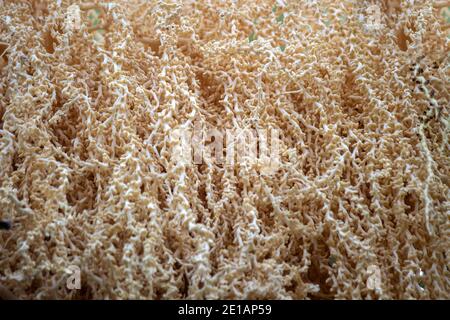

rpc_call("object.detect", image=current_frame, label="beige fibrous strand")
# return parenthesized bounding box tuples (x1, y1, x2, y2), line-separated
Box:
(0, 0, 449, 299)
(434, 1, 450, 9)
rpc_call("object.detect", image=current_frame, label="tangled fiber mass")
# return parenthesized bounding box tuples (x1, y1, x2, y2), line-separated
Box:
(0, 0, 449, 299)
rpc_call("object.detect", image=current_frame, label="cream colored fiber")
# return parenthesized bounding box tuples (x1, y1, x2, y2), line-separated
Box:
(0, 0, 449, 299)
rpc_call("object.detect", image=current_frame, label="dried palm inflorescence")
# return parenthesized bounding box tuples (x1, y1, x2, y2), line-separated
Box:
(0, 0, 449, 299)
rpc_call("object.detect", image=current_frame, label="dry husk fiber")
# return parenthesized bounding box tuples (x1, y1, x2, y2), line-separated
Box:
(0, 0, 449, 299)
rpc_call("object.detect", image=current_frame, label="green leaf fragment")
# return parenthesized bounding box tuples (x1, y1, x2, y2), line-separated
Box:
(272, 5, 277, 13)
(418, 280, 425, 289)
(279, 45, 285, 52)
(248, 32, 256, 42)
(276, 13, 284, 24)
(328, 255, 337, 267)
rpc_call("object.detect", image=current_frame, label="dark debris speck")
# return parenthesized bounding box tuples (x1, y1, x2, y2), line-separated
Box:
(0, 220, 12, 230)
